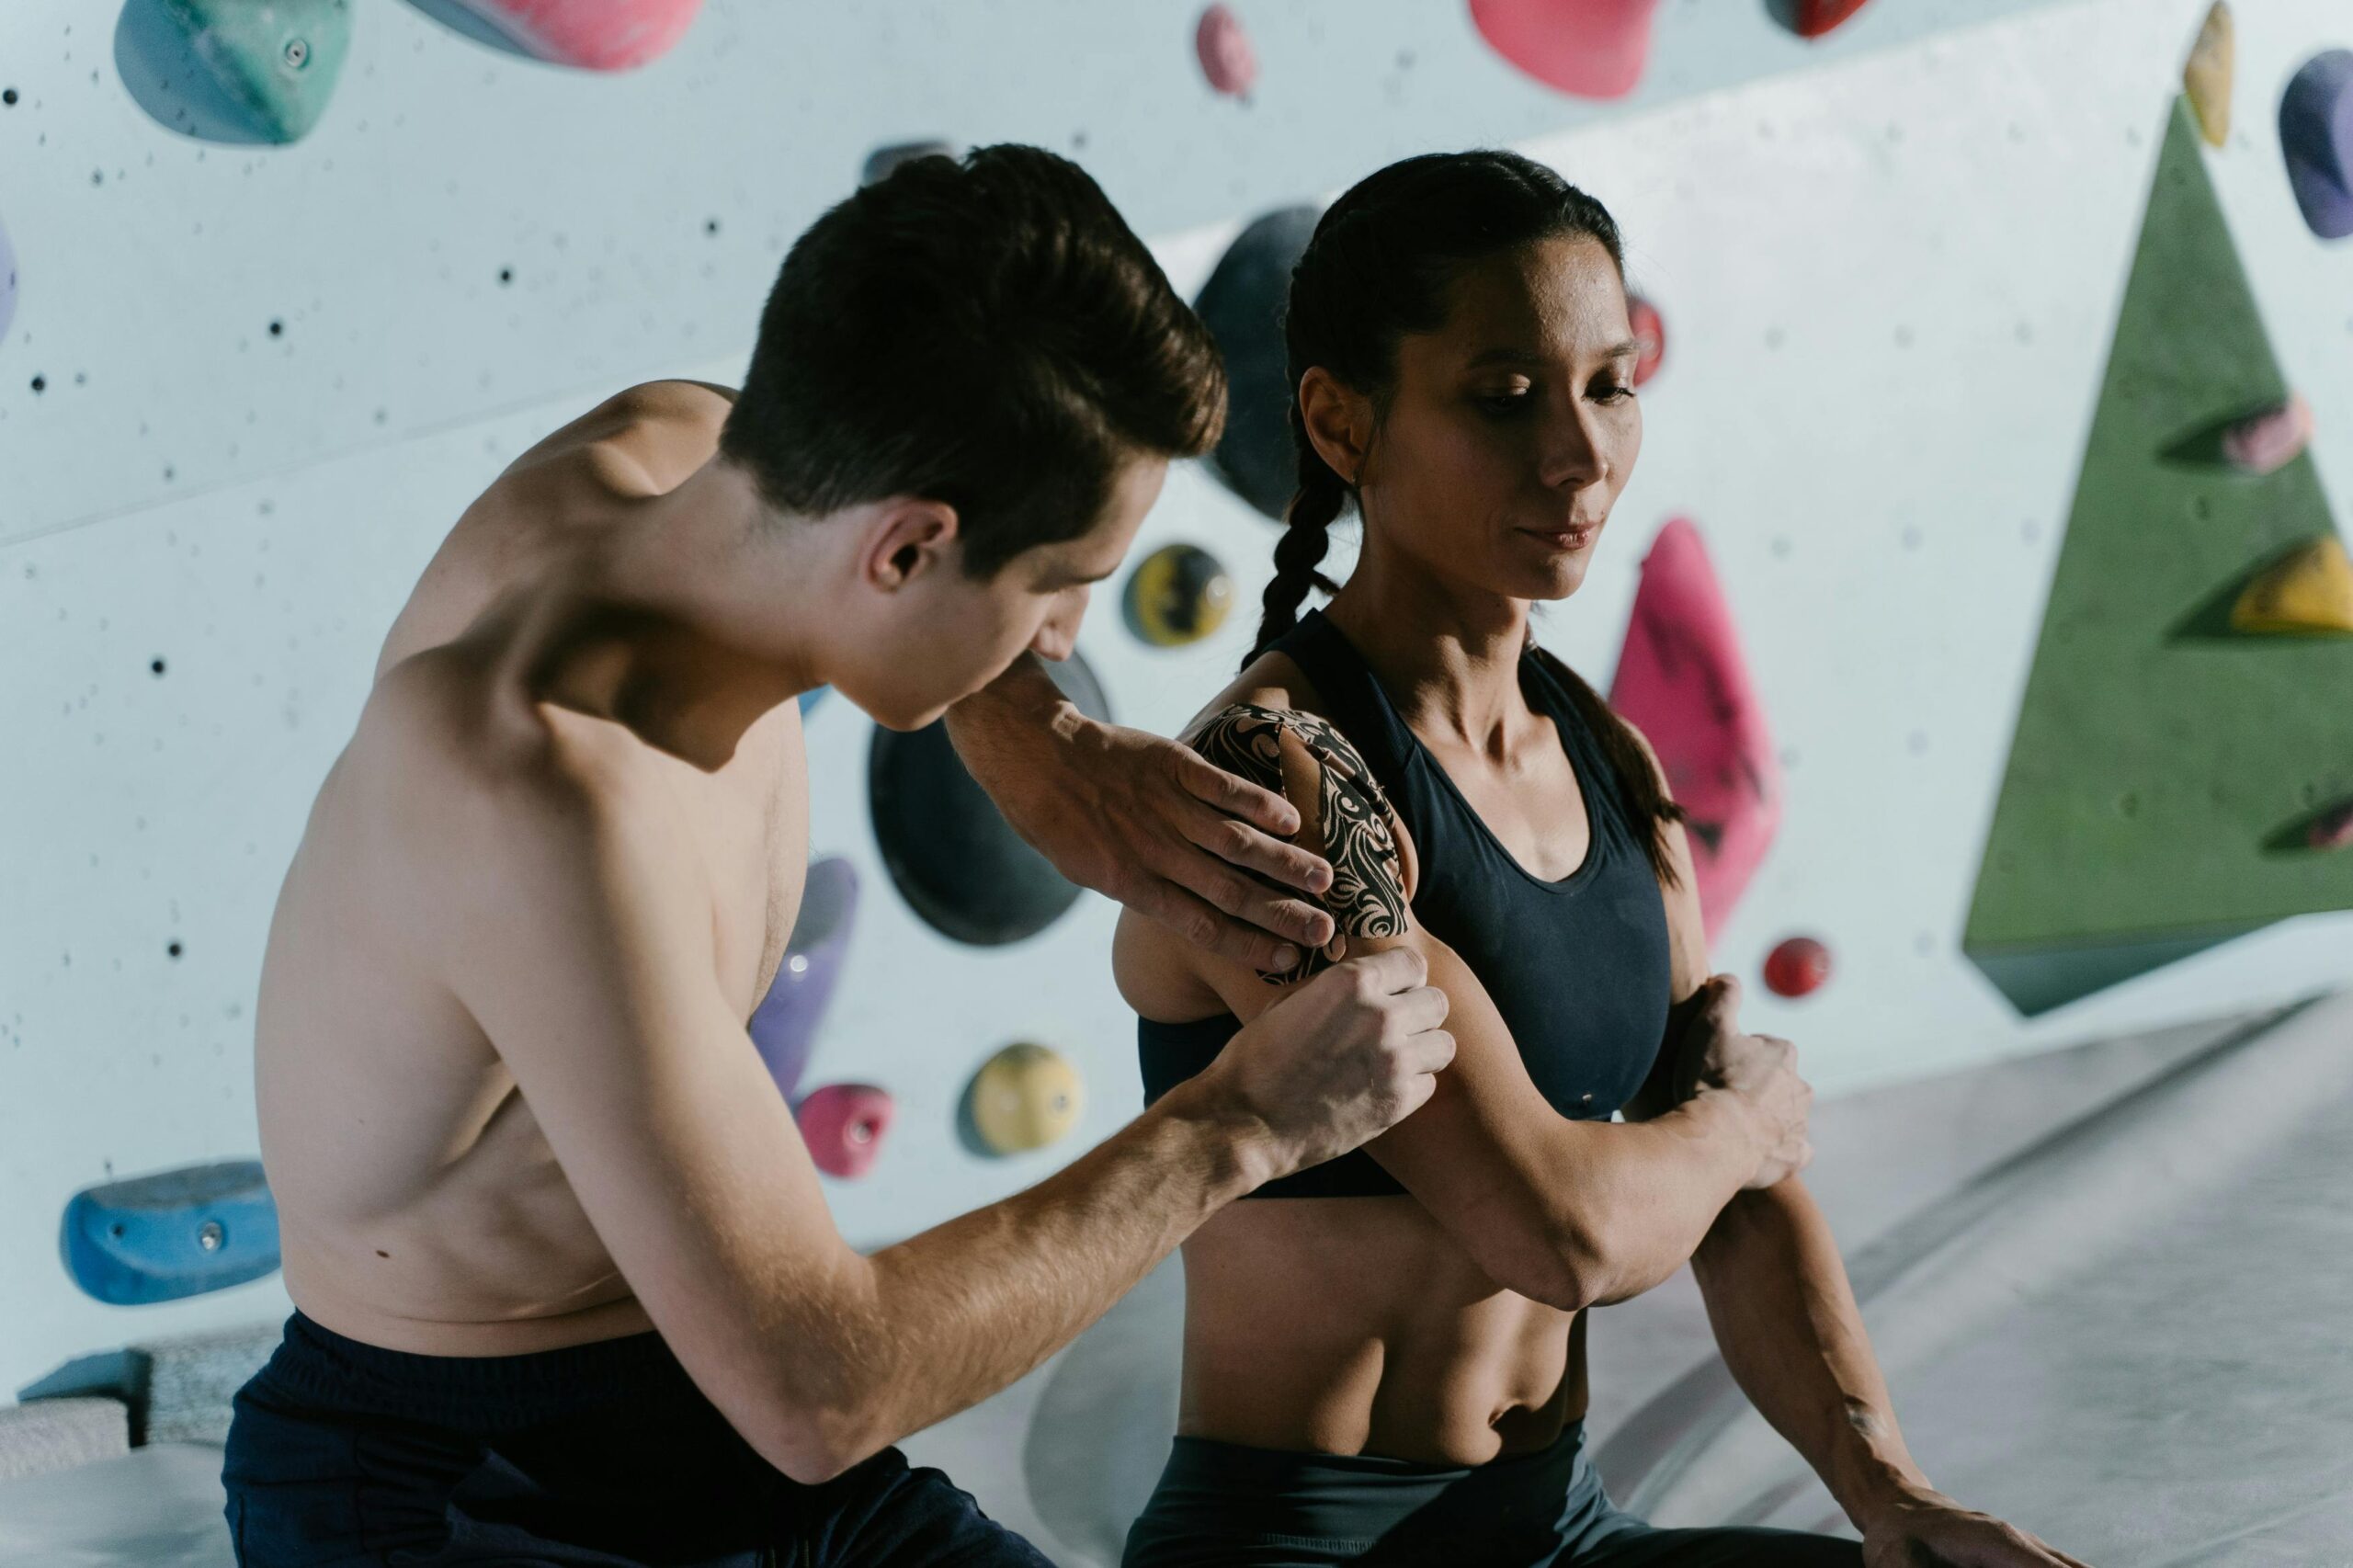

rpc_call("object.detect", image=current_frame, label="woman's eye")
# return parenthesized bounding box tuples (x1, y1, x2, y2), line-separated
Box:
(1478, 390, 1530, 413)
(1594, 381, 1635, 403)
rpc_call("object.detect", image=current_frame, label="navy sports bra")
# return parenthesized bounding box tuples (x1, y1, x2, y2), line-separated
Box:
(1136, 608, 1673, 1199)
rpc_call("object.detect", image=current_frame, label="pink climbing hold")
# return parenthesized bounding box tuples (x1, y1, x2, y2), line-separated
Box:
(795, 1083, 894, 1180)
(2310, 799, 2353, 851)
(1629, 295, 1665, 387)
(438, 0, 700, 71)
(2221, 392, 2313, 476)
(1196, 5, 1258, 99)
(1763, 936, 1833, 998)
(1468, 0, 1660, 101)
(1608, 517, 1783, 943)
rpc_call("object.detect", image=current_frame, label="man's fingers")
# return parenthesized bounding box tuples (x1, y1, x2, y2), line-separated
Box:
(1180, 803, 1333, 897)
(1149, 832, 1334, 947)
(1132, 878, 1303, 974)
(1345, 944, 1429, 994)
(1391, 982, 1452, 1038)
(1173, 744, 1300, 836)
(1404, 1025, 1456, 1074)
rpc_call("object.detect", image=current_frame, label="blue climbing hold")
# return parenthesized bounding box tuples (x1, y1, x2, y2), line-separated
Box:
(2280, 50, 2353, 239)
(146, 0, 352, 144)
(62, 1159, 280, 1305)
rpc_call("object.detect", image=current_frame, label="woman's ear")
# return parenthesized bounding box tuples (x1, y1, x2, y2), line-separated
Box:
(861, 497, 961, 591)
(1296, 368, 1372, 488)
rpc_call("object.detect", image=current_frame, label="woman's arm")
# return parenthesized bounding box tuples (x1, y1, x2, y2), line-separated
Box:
(1175, 702, 1798, 1312)
(1620, 728, 2086, 1565)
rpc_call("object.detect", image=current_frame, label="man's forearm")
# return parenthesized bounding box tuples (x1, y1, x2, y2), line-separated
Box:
(943, 652, 1080, 764)
(808, 1078, 1267, 1467)
(1688, 1177, 1932, 1528)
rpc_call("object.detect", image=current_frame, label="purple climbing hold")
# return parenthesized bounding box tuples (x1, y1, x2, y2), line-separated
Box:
(2279, 50, 2353, 240)
(747, 857, 859, 1103)
(2309, 798, 2353, 851)
(0, 212, 16, 345)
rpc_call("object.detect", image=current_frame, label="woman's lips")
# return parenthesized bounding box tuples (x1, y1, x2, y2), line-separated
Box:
(1520, 524, 1597, 551)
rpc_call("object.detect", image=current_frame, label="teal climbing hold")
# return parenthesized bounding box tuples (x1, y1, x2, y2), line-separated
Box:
(155, 0, 351, 144)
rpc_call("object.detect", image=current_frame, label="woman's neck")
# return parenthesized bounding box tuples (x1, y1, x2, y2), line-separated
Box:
(1320, 545, 1533, 752)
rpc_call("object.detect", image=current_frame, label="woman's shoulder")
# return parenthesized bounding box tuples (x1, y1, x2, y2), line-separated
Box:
(1175, 647, 1337, 744)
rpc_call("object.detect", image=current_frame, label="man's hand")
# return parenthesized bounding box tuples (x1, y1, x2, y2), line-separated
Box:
(1861, 1485, 2096, 1568)
(1192, 947, 1454, 1185)
(1664, 974, 1814, 1189)
(946, 661, 1338, 972)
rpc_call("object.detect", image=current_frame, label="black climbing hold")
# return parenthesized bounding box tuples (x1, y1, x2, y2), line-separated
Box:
(1195, 206, 1322, 520)
(869, 650, 1111, 945)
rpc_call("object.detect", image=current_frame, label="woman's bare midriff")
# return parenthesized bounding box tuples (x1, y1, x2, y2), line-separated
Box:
(1175, 1192, 1586, 1466)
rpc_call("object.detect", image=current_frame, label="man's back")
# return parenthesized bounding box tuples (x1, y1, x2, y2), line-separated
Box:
(252, 381, 811, 1357)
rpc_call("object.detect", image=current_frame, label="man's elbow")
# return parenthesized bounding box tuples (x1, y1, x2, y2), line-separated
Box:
(756, 1396, 891, 1486)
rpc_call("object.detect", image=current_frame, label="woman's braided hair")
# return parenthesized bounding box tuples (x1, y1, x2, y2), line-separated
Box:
(1243, 150, 1688, 889)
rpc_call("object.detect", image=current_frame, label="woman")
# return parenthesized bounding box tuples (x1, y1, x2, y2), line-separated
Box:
(1112, 153, 2091, 1568)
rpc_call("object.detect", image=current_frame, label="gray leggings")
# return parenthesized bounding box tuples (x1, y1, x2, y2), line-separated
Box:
(1121, 1420, 1860, 1567)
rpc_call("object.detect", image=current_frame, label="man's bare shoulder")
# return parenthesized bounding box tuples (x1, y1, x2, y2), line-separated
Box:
(355, 653, 686, 950)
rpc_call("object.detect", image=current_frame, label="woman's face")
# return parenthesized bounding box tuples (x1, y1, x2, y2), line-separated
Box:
(1327, 234, 1643, 605)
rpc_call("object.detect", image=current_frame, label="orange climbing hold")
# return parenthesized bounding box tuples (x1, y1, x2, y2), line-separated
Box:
(2184, 2, 2234, 148)
(2229, 534, 2353, 636)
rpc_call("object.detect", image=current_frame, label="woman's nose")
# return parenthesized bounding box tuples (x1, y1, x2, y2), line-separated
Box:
(1540, 403, 1608, 490)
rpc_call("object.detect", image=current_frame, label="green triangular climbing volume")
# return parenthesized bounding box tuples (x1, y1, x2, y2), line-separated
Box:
(1964, 96, 2353, 1017)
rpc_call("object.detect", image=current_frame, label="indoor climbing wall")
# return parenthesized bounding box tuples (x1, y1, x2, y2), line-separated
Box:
(4, 0, 2351, 1400)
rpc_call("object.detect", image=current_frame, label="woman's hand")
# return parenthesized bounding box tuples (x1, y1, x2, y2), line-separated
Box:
(944, 657, 1337, 972)
(1860, 1485, 2095, 1568)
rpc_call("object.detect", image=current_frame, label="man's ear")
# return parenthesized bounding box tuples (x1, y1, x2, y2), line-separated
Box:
(861, 497, 962, 591)
(1297, 368, 1373, 488)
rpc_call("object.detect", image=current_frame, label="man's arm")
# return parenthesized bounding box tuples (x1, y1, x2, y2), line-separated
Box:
(419, 710, 1448, 1486)
(944, 652, 1338, 972)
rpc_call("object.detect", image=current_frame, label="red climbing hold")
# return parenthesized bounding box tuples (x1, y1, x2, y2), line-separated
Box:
(795, 1083, 894, 1180)
(1629, 295, 1665, 387)
(1608, 517, 1783, 943)
(1765, 0, 1873, 40)
(1763, 936, 1833, 998)
(1468, 0, 1659, 101)
(1196, 5, 1258, 98)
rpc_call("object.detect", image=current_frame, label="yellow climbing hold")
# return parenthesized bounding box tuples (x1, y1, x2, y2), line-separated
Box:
(2230, 534, 2353, 635)
(2184, 2, 2234, 148)
(966, 1042, 1084, 1155)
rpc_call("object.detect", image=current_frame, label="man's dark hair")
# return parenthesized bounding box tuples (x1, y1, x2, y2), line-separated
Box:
(720, 144, 1227, 578)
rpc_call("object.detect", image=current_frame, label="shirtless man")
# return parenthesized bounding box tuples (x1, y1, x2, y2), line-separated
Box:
(218, 146, 1459, 1565)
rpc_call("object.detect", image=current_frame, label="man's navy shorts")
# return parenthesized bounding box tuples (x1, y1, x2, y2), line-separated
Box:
(220, 1311, 1051, 1566)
